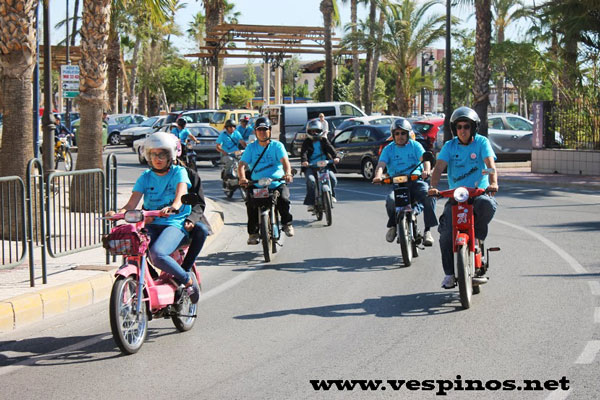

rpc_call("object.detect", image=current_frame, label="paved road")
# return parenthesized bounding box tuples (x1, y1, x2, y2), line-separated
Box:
(1, 146, 599, 399)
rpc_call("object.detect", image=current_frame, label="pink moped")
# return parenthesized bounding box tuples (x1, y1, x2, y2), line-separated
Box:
(103, 196, 201, 354)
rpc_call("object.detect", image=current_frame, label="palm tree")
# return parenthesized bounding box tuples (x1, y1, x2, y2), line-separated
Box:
(0, 0, 37, 179)
(350, 0, 361, 107)
(380, 0, 445, 115)
(320, 0, 339, 102)
(492, 0, 524, 112)
(469, 0, 493, 136)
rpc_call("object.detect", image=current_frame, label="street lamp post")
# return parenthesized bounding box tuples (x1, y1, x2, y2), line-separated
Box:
(443, 0, 452, 142)
(420, 52, 434, 115)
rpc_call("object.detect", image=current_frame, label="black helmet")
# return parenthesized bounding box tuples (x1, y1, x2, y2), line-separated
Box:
(224, 119, 236, 128)
(306, 119, 324, 139)
(176, 118, 187, 127)
(390, 118, 412, 134)
(450, 106, 480, 138)
(254, 117, 271, 130)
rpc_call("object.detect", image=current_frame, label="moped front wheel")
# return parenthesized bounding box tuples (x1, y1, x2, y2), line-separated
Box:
(271, 210, 279, 254)
(260, 211, 271, 262)
(323, 192, 333, 226)
(172, 272, 199, 332)
(398, 214, 413, 267)
(456, 244, 474, 309)
(239, 187, 247, 201)
(109, 276, 148, 354)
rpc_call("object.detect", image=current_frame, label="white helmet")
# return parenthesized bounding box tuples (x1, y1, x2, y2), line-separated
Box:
(144, 132, 178, 163)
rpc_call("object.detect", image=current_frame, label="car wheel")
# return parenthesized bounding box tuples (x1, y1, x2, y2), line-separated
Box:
(361, 158, 375, 180)
(108, 132, 120, 146)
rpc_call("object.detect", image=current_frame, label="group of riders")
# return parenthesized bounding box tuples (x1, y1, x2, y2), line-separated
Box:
(107, 105, 498, 302)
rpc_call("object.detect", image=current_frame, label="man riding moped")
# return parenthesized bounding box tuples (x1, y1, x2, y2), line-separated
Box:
(428, 106, 499, 289)
(373, 118, 437, 246)
(300, 119, 340, 213)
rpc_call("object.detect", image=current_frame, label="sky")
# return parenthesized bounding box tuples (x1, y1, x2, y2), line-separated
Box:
(47, 0, 534, 64)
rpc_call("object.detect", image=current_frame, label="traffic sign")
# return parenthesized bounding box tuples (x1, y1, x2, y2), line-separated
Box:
(62, 82, 79, 90)
(64, 91, 79, 98)
(61, 65, 80, 98)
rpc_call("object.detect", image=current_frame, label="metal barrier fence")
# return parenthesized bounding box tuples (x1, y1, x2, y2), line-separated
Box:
(550, 98, 600, 150)
(0, 155, 118, 286)
(0, 176, 27, 270)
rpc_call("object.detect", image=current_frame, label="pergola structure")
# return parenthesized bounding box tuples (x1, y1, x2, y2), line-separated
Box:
(185, 24, 351, 108)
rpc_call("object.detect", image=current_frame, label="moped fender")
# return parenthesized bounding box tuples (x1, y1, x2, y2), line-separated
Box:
(114, 263, 138, 279)
(321, 184, 331, 193)
(455, 233, 469, 247)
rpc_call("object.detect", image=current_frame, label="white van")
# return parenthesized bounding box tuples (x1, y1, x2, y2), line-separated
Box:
(262, 102, 366, 152)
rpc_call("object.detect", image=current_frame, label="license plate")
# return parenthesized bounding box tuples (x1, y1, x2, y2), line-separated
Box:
(253, 188, 269, 198)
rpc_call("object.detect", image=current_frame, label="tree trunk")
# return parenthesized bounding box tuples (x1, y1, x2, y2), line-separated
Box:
(472, 0, 492, 137)
(495, 27, 505, 113)
(204, 0, 224, 107)
(71, 0, 79, 46)
(395, 72, 410, 116)
(127, 35, 141, 113)
(368, 6, 385, 112)
(362, 0, 376, 114)
(351, 0, 361, 108)
(106, 26, 120, 113)
(138, 86, 147, 115)
(321, 0, 334, 102)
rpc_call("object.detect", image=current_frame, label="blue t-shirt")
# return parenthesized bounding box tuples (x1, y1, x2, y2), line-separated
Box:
(379, 140, 425, 177)
(241, 140, 287, 188)
(132, 165, 191, 229)
(236, 125, 253, 141)
(309, 141, 326, 164)
(171, 127, 192, 143)
(438, 134, 496, 189)
(217, 131, 244, 154)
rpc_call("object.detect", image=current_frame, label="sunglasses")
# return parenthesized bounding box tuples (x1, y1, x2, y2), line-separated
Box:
(393, 130, 409, 136)
(149, 152, 169, 160)
(456, 123, 471, 130)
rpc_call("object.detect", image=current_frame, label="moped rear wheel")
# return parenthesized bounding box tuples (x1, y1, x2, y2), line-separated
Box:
(398, 214, 413, 267)
(109, 276, 148, 354)
(172, 272, 199, 332)
(456, 244, 474, 309)
(260, 212, 271, 262)
(324, 192, 333, 226)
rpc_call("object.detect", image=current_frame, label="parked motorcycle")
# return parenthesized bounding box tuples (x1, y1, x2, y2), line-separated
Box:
(103, 194, 201, 354)
(222, 152, 246, 200)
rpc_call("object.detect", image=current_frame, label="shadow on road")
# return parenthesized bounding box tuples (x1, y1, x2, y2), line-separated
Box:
(234, 291, 462, 320)
(247, 255, 409, 273)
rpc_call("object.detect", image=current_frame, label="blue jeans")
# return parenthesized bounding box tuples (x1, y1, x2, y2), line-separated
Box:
(303, 167, 337, 206)
(146, 224, 190, 285)
(438, 195, 498, 276)
(385, 180, 438, 229)
(181, 222, 209, 271)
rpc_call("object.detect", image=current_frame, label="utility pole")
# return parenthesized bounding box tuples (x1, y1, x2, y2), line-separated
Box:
(443, 0, 452, 142)
(65, 0, 71, 132)
(42, 0, 55, 175)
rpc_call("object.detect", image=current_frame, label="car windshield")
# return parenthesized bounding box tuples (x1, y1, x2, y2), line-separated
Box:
(413, 123, 432, 135)
(140, 117, 158, 127)
(210, 112, 227, 124)
(190, 126, 219, 137)
(336, 119, 362, 131)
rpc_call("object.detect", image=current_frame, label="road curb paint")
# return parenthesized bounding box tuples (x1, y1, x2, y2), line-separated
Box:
(10, 294, 43, 330)
(67, 281, 93, 311)
(0, 302, 14, 332)
(38, 286, 70, 319)
(89, 273, 114, 302)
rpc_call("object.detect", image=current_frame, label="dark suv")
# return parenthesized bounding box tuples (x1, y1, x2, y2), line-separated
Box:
(331, 125, 392, 180)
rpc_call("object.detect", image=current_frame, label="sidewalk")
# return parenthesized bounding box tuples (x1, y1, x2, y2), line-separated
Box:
(1, 164, 599, 333)
(0, 198, 224, 333)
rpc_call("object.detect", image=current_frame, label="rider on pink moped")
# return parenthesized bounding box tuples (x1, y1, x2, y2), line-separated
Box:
(107, 132, 200, 303)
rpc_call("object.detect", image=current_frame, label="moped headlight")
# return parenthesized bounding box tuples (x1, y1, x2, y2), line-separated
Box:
(392, 175, 408, 184)
(258, 177, 272, 187)
(317, 160, 328, 168)
(124, 210, 144, 223)
(453, 187, 469, 203)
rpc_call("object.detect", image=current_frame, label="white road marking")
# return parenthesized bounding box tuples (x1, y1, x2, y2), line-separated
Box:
(575, 341, 600, 364)
(335, 187, 386, 197)
(545, 389, 571, 400)
(588, 281, 600, 296)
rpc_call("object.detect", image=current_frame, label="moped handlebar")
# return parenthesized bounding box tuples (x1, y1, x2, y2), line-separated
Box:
(308, 159, 335, 169)
(374, 175, 421, 185)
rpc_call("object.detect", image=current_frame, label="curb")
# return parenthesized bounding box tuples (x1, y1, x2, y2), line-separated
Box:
(499, 176, 600, 191)
(0, 198, 225, 333)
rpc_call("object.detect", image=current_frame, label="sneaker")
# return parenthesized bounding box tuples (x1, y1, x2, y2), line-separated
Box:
(386, 226, 397, 243)
(186, 281, 200, 304)
(307, 205, 315, 212)
(331, 196, 337, 203)
(441, 275, 456, 289)
(423, 230, 434, 247)
(283, 224, 294, 237)
(247, 233, 260, 245)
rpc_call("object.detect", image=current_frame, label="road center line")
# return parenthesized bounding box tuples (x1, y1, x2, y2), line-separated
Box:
(335, 187, 386, 197)
(545, 389, 571, 400)
(575, 341, 600, 364)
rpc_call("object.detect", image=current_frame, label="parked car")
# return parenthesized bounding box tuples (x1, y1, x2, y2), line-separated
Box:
(120, 115, 166, 147)
(210, 109, 259, 132)
(291, 115, 353, 157)
(106, 113, 147, 145)
(332, 115, 402, 138)
(331, 124, 393, 180)
(71, 118, 108, 146)
(141, 123, 221, 166)
(179, 109, 218, 124)
(412, 117, 444, 152)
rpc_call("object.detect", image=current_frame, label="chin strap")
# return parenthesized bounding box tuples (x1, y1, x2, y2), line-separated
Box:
(151, 160, 172, 173)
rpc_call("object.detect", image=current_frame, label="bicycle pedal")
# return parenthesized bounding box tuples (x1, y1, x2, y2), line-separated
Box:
(473, 276, 489, 285)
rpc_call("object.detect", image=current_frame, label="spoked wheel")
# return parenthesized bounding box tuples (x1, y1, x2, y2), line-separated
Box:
(63, 149, 73, 171)
(172, 272, 199, 332)
(411, 213, 419, 258)
(271, 211, 280, 254)
(323, 192, 333, 226)
(109, 276, 148, 354)
(398, 214, 413, 267)
(456, 244, 474, 309)
(260, 212, 271, 262)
